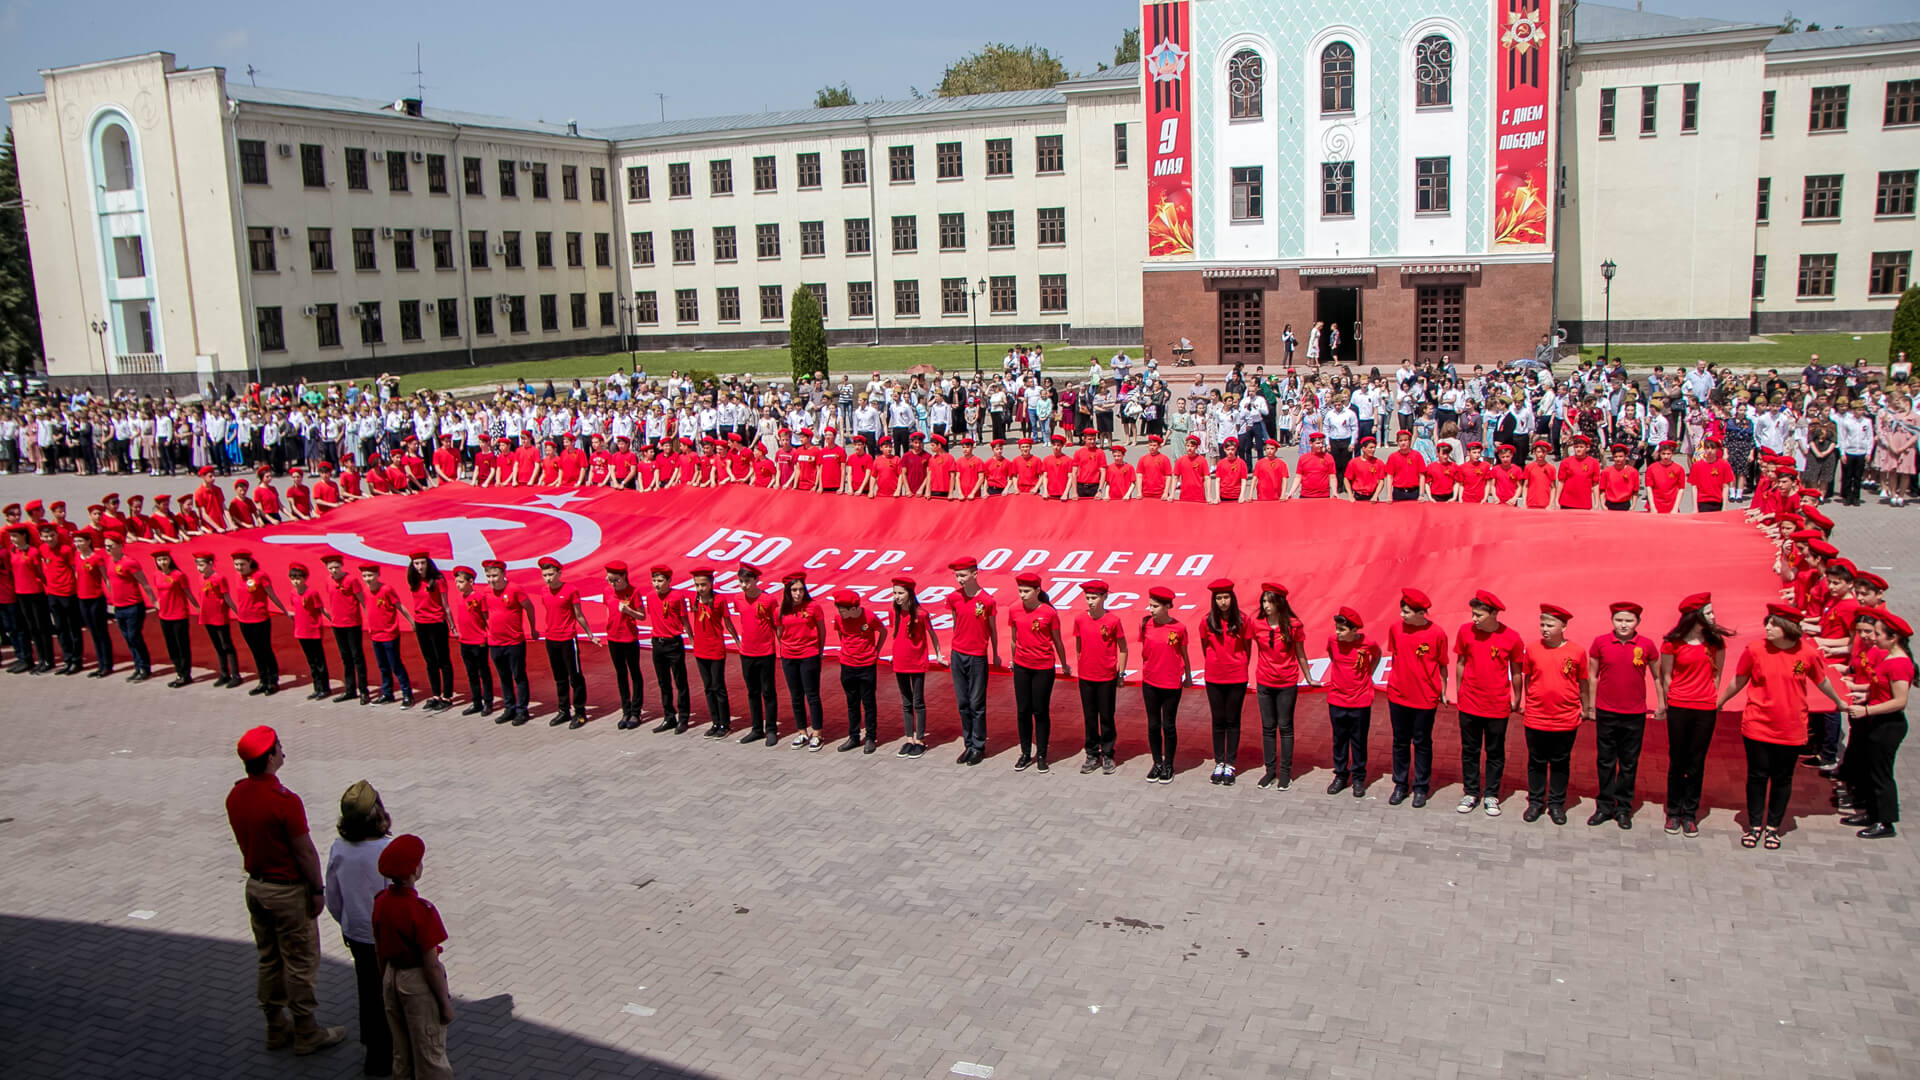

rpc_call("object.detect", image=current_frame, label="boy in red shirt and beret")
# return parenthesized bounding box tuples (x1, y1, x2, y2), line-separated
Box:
(1324, 607, 1379, 797)
(1587, 601, 1660, 828)
(1386, 588, 1448, 807)
(372, 834, 454, 1079)
(1519, 604, 1591, 824)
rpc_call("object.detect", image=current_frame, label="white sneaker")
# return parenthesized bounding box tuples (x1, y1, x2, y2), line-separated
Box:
(791, 733, 809, 747)
(1456, 795, 1479, 814)
(1484, 797, 1502, 817)
(807, 734, 822, 751)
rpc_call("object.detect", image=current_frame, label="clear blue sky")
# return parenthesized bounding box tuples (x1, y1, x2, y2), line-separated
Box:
(3, 1, 1914, 131)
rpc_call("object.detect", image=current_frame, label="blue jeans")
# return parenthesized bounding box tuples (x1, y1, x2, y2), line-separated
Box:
(113, 603, 151, 675)
(372, 638, 411, 699)
(950, 652, 988, 751)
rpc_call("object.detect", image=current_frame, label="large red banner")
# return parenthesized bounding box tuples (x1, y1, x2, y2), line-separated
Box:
(176, 484, 1783, 688)
(1492, 0, 1553, 247)
(1143, 1, 1194, 258)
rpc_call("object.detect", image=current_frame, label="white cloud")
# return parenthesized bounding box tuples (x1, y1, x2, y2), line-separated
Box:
(215, 28, 249, 53)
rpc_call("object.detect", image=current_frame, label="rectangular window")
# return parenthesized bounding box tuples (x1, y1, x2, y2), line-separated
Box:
(712, 226, 737, 262)
(986, 138, 1013, 176)
(1810, 85, 1849, 131)
(393, 229, 415, 271)
(1640, 86, 1658, 135)
(889, 145, 915, 182)
(1889, 80, 1920, 127)
(1219, 290, 1262, 356)
(939, 212, 966, 251)
(561, 231, 579, 268)
(1757, 177, 1771, 222)
(634, 291, 658, 325)
(112, 236, 144, 279)
(503, 231, 523, 268)
(427, 154, 447, 193)
(1599, 88, 1616, 137)
(464, 156, 483, 196)
(1114, 123, 1128, 166)
(1037, 206, 1066, 245)
(590, 167, 606, 201)
(1871, 251, 1913, 296)
(1039, 273, 1067, 313)
(438, 298, 459, 338)
(1681, 83, 1700, 132)
(892, 215, 917, 253)
(248, 226, 276, 272)
(710, 158, 733, 195)
(1761, 90, 1776, 136)
(432, 230, 454, 270)
(804, 283, 828, 320)
(239, 140, 269, 185)
(844, 218, 871, 255)
(1322, 161, 1354, 217)
(1323, 48, 1354, 113)
(1797, 253, 1837, 297)
(1415, 157, 1450, 213)
(530, 162, 548, 199)
(989, 274, 1016, 313)
(308, 227, 334, 271)
(301, 143, 326, 188)
(1231, 167, 1263, 221)
(399, 299, 421, 341)
(717, 286, 741, 323)
(468, 229, 488, 269)
(628, 165, 650, 200)
(759, 285, 783, 321)
(941, 277, 969, 315)
(345, 147, 368, 190)
(315, 302, 340, 347)
(1803, 174, 1844, 220)
(507, 295, 527, 333)
(937, 141, 963, 179)
(800, 220, 825, 257)
(388, 152, 408, 192)
(847, 281, 873, 318)
(535, 231, 554, 268)
(598, 291, 615, 328)
(894, 279, 920, 317)
(498, 159, 517, 197)
(473, 296, 493, 336)
(1035, 134, 1064, 174)
(1415, 285, 1464, 361)
(1752, 254, 1766, 299)
(753, 155, 777, 192)
(255, 306, 284, 351)
(796, 152, 822, 189)
(561, 164, 578, 200)
(988, 209, 1015, 248)
(672, 228, 695, 264)
(668, 162, 691, 197)
(570, 292, 588, 329)
(756, 223, 781, 259)
(540, 294, 559, 332)
(594, 232, 611, 268)
(842, 148, 867, 185)
(1877, 170, 1917, 216)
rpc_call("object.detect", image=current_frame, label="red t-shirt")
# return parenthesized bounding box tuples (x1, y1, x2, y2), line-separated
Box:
(1199, 618, 1252, 684)
(1455, 623, 1524, 717)
(871, 456, 901, 497)
(687, 594, 730, 659)
(453, 588, 488, 645)
(775, 601, 824, 659)
(982, 456, 1011, 490)
(325, 574, 365, 628)
(604, 585, 642, 643)
(730, 591, 780, 657)
(1104, 461, 1137, 497)
(1424, 460, 1459, 496)
(944, 589, 997, 658)
(1386, 449, 1426, 489)
(1138, 616, 1190, 689)
(1295, 452, 1336, 497)
(1174, 454, 1209, 502)
(1253, 458, 1290, 500)
(1867, 655, 1916, 706)
(1589, 633, 1656, 713)
(1661, 640, 1721, 709)
(644, 587, 688, 640)
(154, 568, 191, 621)
(1213, 457, 1249, 500)
(818, 446, 846, 489)
(482, 584, 530, 646)
(1343, 455, 1384, 496)
(1645, 460, 1687, 511)
(1137, 452, 1172, 497)
(1072, 447, 1104, 485)
(1491, 462, 1524, 502)
(957, 454, 987, 495)
(1073, 612, 1124, 681)
(1386, 620, 1449, 709)
(1041, 453, 1073, 497)
(1251, 617, 1307, 688)
(1524, 460, 1557, 508)
(1736, 639, 1830, 744)
(225, 775, 310, 883)
(834, 605, 885, 666)
(371, 884, 449, 969)
(541, 584, 583, 641)
(1556, 456, 1601, 509)
(1688, 459, 1734, 504)
(107, 554, 145, 607)
(365, 583, 406, 641)
(1522, 638, 1588, 731)
(1598, 464, 1640, 504)
(37, 544, 75, 596)
(1325, 636, 1382, 707)
(1456, 460, 1491, 503)
(1008, 602, 1061, 671)
(198, 574, 230, 626)
(890, 607, 935, 673)
(231, 571, 272, 624)
(292, 589, 325, 640)
(9, 549, 45, 594)
(411, 580, 447, 625)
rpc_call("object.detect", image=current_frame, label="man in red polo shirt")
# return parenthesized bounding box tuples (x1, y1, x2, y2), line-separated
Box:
(1556, 436, 1601, 509)
(729, 562, 782, 744)
(1598, 444, 1641, 511)
(1292, 433, 1337, 499)
(643, 564, 693, 733)
(1137, 435, 1173, 499)
(482, 559, 536, 725)
(1071, 428, 1105, 498)
(1385, 430, 1426, 502)
(224, 725, 347, 1056)
(1688, 438, 1735, 512)
(687, 566, 735, 736)
(945, 556, 1001, 764)
(1342, 436, 1384, 501)
(538, 557, 595, 727)
(1587, 601, 1659, 828)
(1385, 588, 1449, 806)
(1456, 444, 1493, 503)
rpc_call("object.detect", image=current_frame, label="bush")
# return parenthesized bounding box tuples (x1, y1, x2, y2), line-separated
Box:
(1890, 285, 1920, 370)
(789, 286, 827, 384)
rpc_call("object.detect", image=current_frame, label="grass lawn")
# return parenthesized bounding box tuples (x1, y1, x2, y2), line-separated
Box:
(1578, 331, 1892, 371)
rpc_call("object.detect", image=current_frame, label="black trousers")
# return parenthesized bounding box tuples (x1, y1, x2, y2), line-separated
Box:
(1142, 684, 1181, 765)
(1080, 677, 1118, 759)
(113, 604, 151, 675)
(159, 616, 192, 678)
(544, 638, 586, 713)
(1852, 714, 1907, 824)
(459, 641, 494, 707)
(741, 654, 778, 735)
(490, 642, 529, 711)
(1388, 701, 1437, 792)
(1459, 710, 1510, 799)
(840, 662, 877, 740)
(608, 640, 644, 711)
(1257, 684, 1298, 777)
(342, 937, 392, 1074)
(1329, 703, 1371, 779)
(203, 623, 238, 681)
(1594, 710, 1647, 816)
(0, 601, 19, 664)
(1744, 737, 1799, 829)
(77, 596, 113, 673)
(298, 637, 331, 694)
(333, 627, 369, 696)
(1013, 664, 1056, 755)
(897, 672, 928, 740)
(1665, 706, 1717, 820)
(1840, 453, 1867, 504)
(237, 619, 277, 686)
(1206, 681, 1246, 765)
(47, 593, 83, 666)
(1525, 727, 1577, 810)
(415, 623, 453, 699)
(782, 655, 823, 731)
(1330, 438, 1353, 492)
(16, 592, 51, 666)
(650, 638, 691, 721)
(698, 656, 731, 727)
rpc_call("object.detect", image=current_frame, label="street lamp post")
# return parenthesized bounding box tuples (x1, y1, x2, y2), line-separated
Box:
(617, 295, 635, 371)
(970, 277, 986, 374)
(88, 317, 113, 399)
(1600, 259, 1617, 362)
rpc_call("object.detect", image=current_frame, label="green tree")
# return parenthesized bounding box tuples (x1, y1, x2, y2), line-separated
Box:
(814, 83, 856, 108)
(0, 127, 41, 378)
(1889, 285, 1920, 370)
(788, 285, 827, 384)
(936, 44, 1067, 97)
(1113, 27, 1140, 67)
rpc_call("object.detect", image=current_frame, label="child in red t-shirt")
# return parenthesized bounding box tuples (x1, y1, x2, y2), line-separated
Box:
(1519, 604, 1591, 823)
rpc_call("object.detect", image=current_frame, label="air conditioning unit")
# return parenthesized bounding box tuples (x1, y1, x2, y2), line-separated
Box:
(519, 160, 534, 171)
(370, 150, 385, 162)
(417, 227, 433, 238)
(301, 305, 318, 317)
(380, 226, 394, 238)
(410, 150, 425, 163)
(493, 242, 506, 254)
(276, 226, 291, 238)
(276, 143, 293, 158)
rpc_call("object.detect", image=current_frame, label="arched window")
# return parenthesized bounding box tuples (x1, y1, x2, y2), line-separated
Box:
(1320, 42, 1355, 114)
(1228, 50, 1264, 119)
(100, 123, 135, 191)
(1415, 35, 1453, 107)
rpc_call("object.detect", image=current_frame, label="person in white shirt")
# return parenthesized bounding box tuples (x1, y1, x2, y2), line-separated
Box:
(323, 781, 395, 1076)
(1836, 401, 1875, 505)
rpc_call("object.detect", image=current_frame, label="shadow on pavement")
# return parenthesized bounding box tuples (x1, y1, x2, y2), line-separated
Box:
(0, 914, 713, 1079)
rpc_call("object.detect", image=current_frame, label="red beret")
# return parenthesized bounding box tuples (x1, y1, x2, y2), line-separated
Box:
(1435, 442, 1454, 453)
(1803, 508, 1834, 528)
(1261, 582, 1287, 597)
(892, 576, 917, 590)
(782, 570, 807, 584)
(1539, 603, 1574, 623)
(1185, 434, 1201, 444)
(1017, 438, 1034, 446)
(407, 550, 430, 561)
(481, 559, 507, 571)
(1400, 588, 1432, 611)
(960, 436, 974, 445)
(148, 546, 172, 561)
(1856, 572, 1888, 591)
(930, 434, 947, 447)
(737, 562, 763, 577)
(1658, 440, 1678, 451)
(1146, 435, 1163, 445)
(320, 553, 345, 564)
(1609, 601, 1643, 617)
(1050, 434, 1067, 444)
(1875, 610, 1912, 637)
(991, 439, 1006, 447)
(1311, 432, 1329, 441)
(1702, 437, 1723, 449)
(1081, 579, 1110, 594)
(537, 557, 562, 571)
(255, 467, 272, 478)
(650, 564, 672, 577)
(286, 560, 309, 575)
(198, 467, 215, 477)
(1082, 428, 1097, 437)
(49, 500, 68, 510)
(1808, 539, 1838, 557)
(1265, 439, 1280, 449)
(1788, 529, 1822, 541)
(1147, 586, 1177, 604)
(235, 725, 277, 760)
(1766, 602, 1802, 621)
(153, 494, 171, 505)
(1335, 606, 1364, 629)
(38, 519, 60, 529)
(1608, 443, 1628, 454)
(1827, 558, 1857, 577)
(1465, 441, 1483, 451)
(125, 494, 144, 504)
(102, 528, 127, 543)
(377, 834, 425, 878)
(23, 499, 42, 512)
(1571, 435, 1592, 446)
(1109, 444, 1128, 453)
(231, 549, 253, 561)
(689, 566, 715, 578)
(232, 478, 249, 488)
(948, 556, 978, 571)
(1206, 578, 1235, 592)
(1222, 436, 1239, 446)
(831, 589, 860, 607)
(1014, 572, 1043, 588)
(453, 565, 477, 578)
(359, 563, 382, 575)
(1472, 589, 1505, 611)
(604, 560, 629, 574)
(1, 502, 18, 514)
(1677, 593, 1711, 613)
(1357, 436, 1377, 448)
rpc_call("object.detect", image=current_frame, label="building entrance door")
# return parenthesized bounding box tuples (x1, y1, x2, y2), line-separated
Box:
(1315, 287, 1360, 366)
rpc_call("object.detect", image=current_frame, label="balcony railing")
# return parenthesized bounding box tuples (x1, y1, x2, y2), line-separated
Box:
(114, 353, 164, 375)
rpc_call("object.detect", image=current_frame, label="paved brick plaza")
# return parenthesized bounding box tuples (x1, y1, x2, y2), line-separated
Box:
(1, 471, 1916, 1079)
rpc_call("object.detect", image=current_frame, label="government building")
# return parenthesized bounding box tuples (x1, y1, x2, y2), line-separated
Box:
(7, 2, 1918, 391)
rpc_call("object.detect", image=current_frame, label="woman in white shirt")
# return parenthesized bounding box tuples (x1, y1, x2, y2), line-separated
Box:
(323, 781, 394, 1076)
